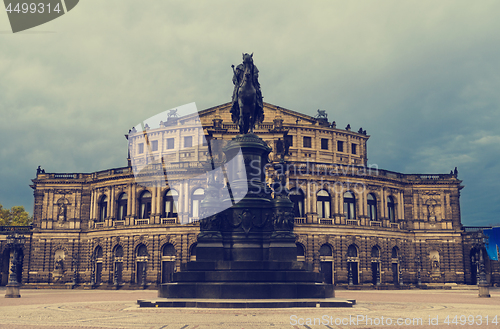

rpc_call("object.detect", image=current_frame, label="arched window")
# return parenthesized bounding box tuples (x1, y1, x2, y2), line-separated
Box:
(320, 244, 333, 257)
(162, 244, 176, 257)
(319, 244, 334, 284)
(343, 191, 356, 219)
(391, 246, 400, 284)
(116, 193, 128, 220)
(93, 246, 104, 285)
(136, 244, 148, 285)
(346, 244, 359, 285)
(317, 190, 331, 218)
(113, 245, 124, 285)
(191, 188, 204, 219)
(296, 243, 306, 262)
(392, 246, 399, 259)
(371, 245, 381, 285)
(114, 245, 123, 258)
(387, 196, 396, 222)
(367, 193, 377, 221)
(161, 244, 176, 283)
(347, 244, 358, 258)
(289, 188, 305, 217)
(138, 191, 151, 219)
(98, 195, 107, 222)
(190, 243, 197, 261)
(163, 189, 178, 218)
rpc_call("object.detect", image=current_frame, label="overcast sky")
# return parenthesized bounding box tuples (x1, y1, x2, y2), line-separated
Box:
(1, 1, 499, 226)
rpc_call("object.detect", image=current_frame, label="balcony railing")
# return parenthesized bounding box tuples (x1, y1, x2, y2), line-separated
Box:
(162, 218, 177, 225)
(370, 221, 381, 227)
(0, 226, 33, 233)
(135, 219, 149, 225)
(320, 219, 333, 225)
(114, 220, 125, 227)
(346, 219, 359, 226)
(294, 217, 306, 224)
(390, 223, 399, 229)
(95, 222, 105, 228)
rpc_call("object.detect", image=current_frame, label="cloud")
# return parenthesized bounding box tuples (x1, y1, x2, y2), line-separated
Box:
(0, 0, 500, 227)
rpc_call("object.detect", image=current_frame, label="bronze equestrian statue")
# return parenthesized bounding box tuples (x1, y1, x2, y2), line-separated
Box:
(231, 53, 264, 134)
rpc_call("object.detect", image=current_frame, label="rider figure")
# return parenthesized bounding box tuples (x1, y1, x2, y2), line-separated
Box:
(231, 53, 264, 129)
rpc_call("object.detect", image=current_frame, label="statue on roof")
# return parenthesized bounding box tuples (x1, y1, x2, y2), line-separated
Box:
(230, 53, 264, 134)
(315, 109, 328, 121)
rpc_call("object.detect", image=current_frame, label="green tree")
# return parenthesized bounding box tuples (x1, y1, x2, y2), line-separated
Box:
(0, 204, 32, 226)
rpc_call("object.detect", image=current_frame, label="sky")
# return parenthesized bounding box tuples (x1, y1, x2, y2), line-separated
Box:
(0, 1, 499, 226)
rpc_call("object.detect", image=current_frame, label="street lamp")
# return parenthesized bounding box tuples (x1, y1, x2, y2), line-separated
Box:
(478, 249, 490, 298)
(472, 231, 490, 298)
(5, 233, 26, 298)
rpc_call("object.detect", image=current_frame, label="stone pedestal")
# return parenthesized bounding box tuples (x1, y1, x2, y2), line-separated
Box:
(159, 134, 335, 302)
(478, 284, 490, 298)
(5, 283, 21, 298)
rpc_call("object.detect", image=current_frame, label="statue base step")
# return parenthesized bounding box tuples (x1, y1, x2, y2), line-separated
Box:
(138, 297, 354, 308)
(159, 261, 334, 300)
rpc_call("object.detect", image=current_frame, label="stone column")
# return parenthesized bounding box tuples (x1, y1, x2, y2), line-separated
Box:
(131, 185, 136, 219)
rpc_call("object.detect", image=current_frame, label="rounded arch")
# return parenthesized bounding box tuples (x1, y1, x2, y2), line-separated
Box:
(116, 192, 128, 221)
(317, 189, 331, 219)
(191, 188, 205, 220)
(98, 195, 108, 222)
(92, 245, 104, 285)
(296, 243, 306, 262)
(56, 197, 69, 221)
(319, 243, 334, 285)
(343, 191, 356, 219)
(163, 189, 179, 218)
(346, 244, 359, 285)
(159, 236, 178, 251)
(113, 244, 124, 258)
(138, 190, 152, 219)
(161, 243, 177, 284)
(189, 243, 197, 261)
(347, 244, 358, 258)
(387, 195, 396, 222)
(370, 245, 381, 285)
(94, 245, 104, 259)
(367, 193, 378, 221)
(289, 187, 305, 218)
(162, 243, 176, 257)
(135, 243, 149, 258)
(371, 245, 381, 258)
(111, 244, 124, 285)
(319, 244, 333, 257)
(54, 249, 65, 273)
(135, 243, 148, 285)
(391, 246, 400, 259)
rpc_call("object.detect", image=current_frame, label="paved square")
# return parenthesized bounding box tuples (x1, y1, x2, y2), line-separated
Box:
(0, 287, 498, 328)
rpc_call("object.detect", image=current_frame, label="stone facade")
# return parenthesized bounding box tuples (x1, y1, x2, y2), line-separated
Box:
(0, 102, 497, 288)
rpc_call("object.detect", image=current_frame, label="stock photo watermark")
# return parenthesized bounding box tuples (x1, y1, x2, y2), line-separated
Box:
(3, 0, 79, 33)
(290, 314, 500, 326)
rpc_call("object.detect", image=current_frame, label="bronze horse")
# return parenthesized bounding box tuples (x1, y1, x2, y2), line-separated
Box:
(231, 53, 264, 134)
